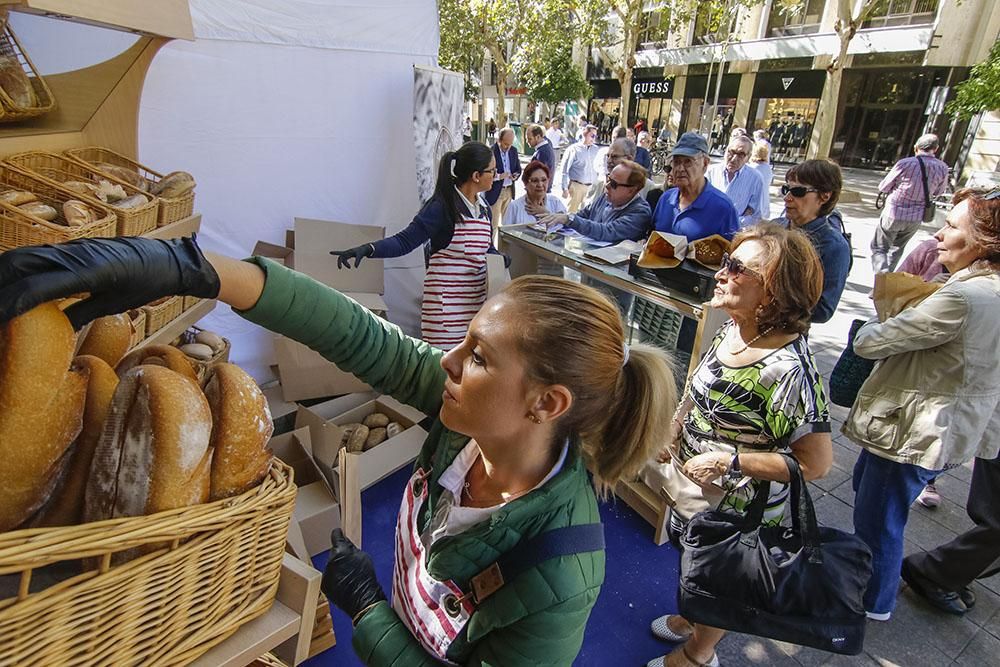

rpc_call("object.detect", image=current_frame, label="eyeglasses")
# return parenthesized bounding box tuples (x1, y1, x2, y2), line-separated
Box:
(607, 178, 634, 190)
(726, 150, 748, 158)
(480, 167, 496, 175)
(720, 253, 764, 283)
(780, 184, 819, 198)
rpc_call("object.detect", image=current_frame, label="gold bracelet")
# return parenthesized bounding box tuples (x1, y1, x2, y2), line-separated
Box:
(352, 601, 382, 627)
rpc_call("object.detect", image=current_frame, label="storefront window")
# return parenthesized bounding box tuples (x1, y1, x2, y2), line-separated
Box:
(636, 98, 670, 139)
(750, 98, 818, 163)
(862, 0, 938, 28)
(766, 0, 824, 37)
(589, 98, 621, 143)
(680, 98, 737, 152)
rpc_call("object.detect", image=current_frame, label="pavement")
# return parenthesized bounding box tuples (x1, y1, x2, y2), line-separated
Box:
(527, 157, 997, 666)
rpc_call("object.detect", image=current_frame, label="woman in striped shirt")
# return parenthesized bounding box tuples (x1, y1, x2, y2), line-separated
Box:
(332, 142, 504, 349)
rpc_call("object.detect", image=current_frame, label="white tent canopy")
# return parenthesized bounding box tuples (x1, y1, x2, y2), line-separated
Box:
(11, 0, 441, 381)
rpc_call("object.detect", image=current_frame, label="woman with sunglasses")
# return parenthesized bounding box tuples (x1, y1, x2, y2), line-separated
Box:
(646, 223, 833, 667)
(0, 234, 677, 666)
(331, 142, 502, 350)
(844, 188, 1000, 622)
(778, 159, 851, 324)
(501, 160, 567, 226)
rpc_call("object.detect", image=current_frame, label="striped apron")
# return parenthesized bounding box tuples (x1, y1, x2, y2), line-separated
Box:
(421, 212, 491, 350)
(391, 467, 474, 663)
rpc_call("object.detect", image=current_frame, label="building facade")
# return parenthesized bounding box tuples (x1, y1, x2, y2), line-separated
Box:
(587, 0, 1000, 171)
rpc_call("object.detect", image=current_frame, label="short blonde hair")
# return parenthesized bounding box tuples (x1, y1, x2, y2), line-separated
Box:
(751, 140, 770, 163)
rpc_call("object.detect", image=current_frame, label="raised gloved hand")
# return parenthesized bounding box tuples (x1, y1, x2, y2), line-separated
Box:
(0, 236, 220, 329)
(321, 528, 386, 622)
(330, 244, 374, 269)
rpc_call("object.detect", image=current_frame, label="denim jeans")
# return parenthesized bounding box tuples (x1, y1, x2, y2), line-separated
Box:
(852, 449, 940, 614)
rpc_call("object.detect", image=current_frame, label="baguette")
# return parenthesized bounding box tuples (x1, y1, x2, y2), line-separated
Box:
(116, 343, 200, 384)
(0, 303, 87, 531)
(203, 363, 274, 500)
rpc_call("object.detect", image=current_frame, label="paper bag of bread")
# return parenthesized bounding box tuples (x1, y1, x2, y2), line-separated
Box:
(690, 234, 731, 270)
(873, 271, 942, 322)
(638, 231, 687, 269)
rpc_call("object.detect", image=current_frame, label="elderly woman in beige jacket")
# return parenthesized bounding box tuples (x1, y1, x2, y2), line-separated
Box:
(844, 188, 1000, 621)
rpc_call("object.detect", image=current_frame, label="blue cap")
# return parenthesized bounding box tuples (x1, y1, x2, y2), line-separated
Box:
(670, 132, 709, 158)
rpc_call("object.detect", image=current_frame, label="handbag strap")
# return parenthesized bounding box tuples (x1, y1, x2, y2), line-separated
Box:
(782, 454, 824, 564)
(916, 156, 931, 208)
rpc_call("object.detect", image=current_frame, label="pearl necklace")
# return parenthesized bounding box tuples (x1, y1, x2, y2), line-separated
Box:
(728, 326, 774, 355)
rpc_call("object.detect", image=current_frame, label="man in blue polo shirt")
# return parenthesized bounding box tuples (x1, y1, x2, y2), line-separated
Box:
(652, 132, 739, 240)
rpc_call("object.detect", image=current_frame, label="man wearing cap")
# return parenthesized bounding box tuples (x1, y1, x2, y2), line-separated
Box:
(652, 132, 739, 241)
(706, 134, 764, 228)
(560, 124, 601, 213)
(538, 160, 651, 243)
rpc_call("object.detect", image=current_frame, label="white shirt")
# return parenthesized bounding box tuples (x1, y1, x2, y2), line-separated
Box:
(545, 127, 563, 147)
(498, 147, 513, 187)
(428, 439, 569, 543)
(502, 194, 568, 226)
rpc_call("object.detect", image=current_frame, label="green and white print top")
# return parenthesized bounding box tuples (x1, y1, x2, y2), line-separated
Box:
(679, 320, 831, 525)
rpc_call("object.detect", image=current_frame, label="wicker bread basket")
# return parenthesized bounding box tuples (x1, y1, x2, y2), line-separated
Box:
(126, 309, 146, 349)
(0, 19, 56, 122)
(0, 461, 296, 666)
(4, 151, 158, 236)
(65, 147, 195, 227)
(142, 296, 184, 336)
(0, 164, 115, 250)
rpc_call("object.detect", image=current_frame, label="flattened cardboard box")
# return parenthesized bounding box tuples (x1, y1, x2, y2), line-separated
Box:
(269, 427, 340, 560)
(257, 218, 390, 402)
(296, 394, 427, 491)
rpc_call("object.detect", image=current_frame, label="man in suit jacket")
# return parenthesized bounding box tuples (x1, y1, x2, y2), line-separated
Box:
(525, 125, 555, 192)
(486, 128, 521, 229)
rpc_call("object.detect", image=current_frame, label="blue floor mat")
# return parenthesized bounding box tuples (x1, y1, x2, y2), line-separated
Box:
(304, 466, 682, 666)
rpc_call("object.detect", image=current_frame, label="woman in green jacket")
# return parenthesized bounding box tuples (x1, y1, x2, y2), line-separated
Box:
(0, 235, 678, 666)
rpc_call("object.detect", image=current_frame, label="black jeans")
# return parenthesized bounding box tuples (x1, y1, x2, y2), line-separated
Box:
(905, 454, 1000, 591)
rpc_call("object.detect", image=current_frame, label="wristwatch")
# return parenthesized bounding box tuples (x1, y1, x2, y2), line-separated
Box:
(566, 213, 576, 228)
(727, 453, 742, 481)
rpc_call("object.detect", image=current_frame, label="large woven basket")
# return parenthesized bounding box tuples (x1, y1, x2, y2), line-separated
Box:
(65, 147, 195, 226)
(0, 164, 115, 250)
(0, 461, 296, 666)
(142, 295, 183, 336)
(0, 19, 55, 122)
(4, 151, 158, 236)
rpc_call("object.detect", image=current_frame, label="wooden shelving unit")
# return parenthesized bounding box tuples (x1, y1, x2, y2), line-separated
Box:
(145, 212, 202, 240)
(133, 297, 215, 351)
(0, 0, 194, 38)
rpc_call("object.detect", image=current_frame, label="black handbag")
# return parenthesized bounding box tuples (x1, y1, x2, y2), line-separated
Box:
(678, 455, 872, 655)
(916, 156, 937, 223)
(829, 318, 876, 408)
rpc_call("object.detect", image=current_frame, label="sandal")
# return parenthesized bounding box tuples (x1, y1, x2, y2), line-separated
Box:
(650, 614, 694, 642)
(647, 645, 720, 667)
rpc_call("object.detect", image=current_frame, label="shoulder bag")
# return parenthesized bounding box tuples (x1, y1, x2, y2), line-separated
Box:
(678, 455, 872, 655)
(916, 156, 937, 223)
(829, 318, 876, 408)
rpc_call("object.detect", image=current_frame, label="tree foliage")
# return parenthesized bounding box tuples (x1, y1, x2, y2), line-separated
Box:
(437, 0, 484, 101)
(946, 39, 1000, 120)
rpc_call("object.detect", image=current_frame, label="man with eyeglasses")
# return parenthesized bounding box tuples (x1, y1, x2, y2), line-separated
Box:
(705, 135, 764, 229)
(560, 124, 600, 213)
(651, 132, 739, 241)
(525, 125, 555, 191)
(586, 137, 656, 206)
(539, 160, 651, 243)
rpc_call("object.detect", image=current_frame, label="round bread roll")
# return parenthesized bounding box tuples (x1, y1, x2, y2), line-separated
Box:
(63, 200, 94, 227)
(94, 180, 128, 204)
(194, 330, 225, 353)
(18, 201, 58, 221)
(116, 344, 200, 384)
(648, 234, 677, 259)
(84, 365, 213, 525)
(78, 313, 133, 368)
(0, 302, 88, 531)
(179, 343, 214, 361)
(0, 189, 37, 206)
(203, 363, 274, 500)
(34, 355, 120, 527)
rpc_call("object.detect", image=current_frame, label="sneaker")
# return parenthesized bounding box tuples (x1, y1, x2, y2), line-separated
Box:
(916, 484, 941, 508)
(866, 610, 891, 621)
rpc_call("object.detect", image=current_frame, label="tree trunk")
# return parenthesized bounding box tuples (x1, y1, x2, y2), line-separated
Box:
(496, 70, 508, 128)
(808, 24, 851, 159)
(620, 68, 633, 129)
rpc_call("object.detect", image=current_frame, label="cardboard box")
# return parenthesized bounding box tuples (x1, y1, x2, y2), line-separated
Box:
(269, 427, 341, 560)
(296, 394, 427, 490)
(257, 219, 393, 402)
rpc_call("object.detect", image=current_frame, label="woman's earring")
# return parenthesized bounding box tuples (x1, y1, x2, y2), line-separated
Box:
(527, 414, 541, 424)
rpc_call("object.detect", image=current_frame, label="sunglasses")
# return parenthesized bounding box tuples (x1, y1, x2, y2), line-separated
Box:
(720, 253, 764, 283)
(781, 184, 819, 198)
(985, 188, 1000, 201)
(607, 178, 634, 190)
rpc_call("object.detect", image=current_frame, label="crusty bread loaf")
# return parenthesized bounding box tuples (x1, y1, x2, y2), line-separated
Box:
(116, 344, 199, 384)
(204, 363, 273, 500)
(114, 193, 148, 209)
(0, 189, 37, 206)
(0, 303, 88, 531)
(18, 201, 58, 221)
(84, 365, 212, 524)
(63, 200, 93, 227)
(78, 313, 133, 368)
(94, 162, 148, 191)
(0, 56, 36, 109)
(153, 171, 195, 198)
(34, 355, 120, 527)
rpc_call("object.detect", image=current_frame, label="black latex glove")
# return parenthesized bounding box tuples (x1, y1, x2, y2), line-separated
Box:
(0, 235, 220, 329)
(321, 528, 386, 620)
(330, 244, 374, 269)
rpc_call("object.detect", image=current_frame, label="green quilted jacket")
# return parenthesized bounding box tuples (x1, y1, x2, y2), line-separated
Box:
(239, 258, 606, 666)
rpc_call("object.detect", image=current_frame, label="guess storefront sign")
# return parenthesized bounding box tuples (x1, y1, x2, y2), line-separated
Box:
(632, 77, 674, 98)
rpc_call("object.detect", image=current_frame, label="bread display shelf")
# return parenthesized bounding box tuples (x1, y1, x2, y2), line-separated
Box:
(144, 211, 200, 240)
(0, 0, 194, 40)
(132, 296, 215, 352)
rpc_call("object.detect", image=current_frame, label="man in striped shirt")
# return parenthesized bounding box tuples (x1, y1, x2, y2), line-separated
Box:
(706, 135, 764, 228)
(872, 133, 950, 272)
